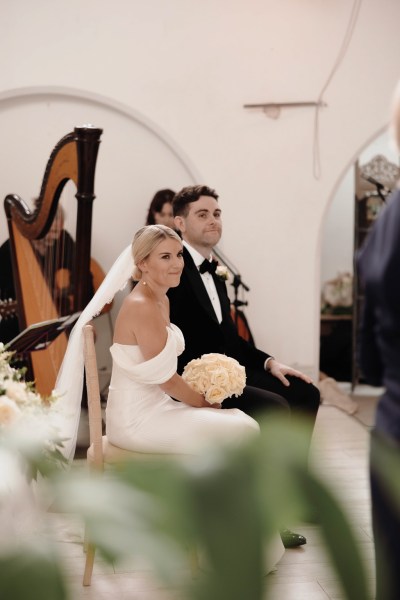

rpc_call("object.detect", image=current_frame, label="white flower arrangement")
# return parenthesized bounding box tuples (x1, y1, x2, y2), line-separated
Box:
(321, 271, 353, 313)
(0, 343, 66, 477)
(215, 265, 230, 282)
(182, 352, 246, 405)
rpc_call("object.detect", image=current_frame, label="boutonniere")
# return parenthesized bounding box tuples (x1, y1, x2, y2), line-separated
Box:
(215, 265, 230, 281)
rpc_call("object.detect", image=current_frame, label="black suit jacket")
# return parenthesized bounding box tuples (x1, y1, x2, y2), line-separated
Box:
(357, 189, 400, 438)
(167, 247, 270, 373)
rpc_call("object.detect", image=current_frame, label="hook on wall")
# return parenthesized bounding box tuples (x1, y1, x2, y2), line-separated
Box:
(243, 101, 327, 119)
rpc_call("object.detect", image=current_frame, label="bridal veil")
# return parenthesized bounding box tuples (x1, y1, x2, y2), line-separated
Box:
(54, 244, 133, 461)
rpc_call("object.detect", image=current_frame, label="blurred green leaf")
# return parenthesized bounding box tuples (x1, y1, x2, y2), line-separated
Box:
(255, 415, 314, 528)
(52, 467, 188, 585)
(184, 448, 264, 600)
(118, 458, 199, 546)
(298, 469, 370, 600)
(0, 413, 375, 600)
(0, 544, 68, 600)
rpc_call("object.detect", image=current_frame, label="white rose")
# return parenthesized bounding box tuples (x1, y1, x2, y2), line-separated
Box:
(0, 397, 22, 426)
(209, 367, 231, 390)
(215, 265, 230, 281)
(183, 371, 210, 394)
(198, 353, 221, 365)
(206, 386, 227, 405)
(183, 360, 211, 394)
(4, 381, 30, 405)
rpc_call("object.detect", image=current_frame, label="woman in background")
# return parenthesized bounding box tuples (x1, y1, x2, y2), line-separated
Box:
(145, 189, 175, 228)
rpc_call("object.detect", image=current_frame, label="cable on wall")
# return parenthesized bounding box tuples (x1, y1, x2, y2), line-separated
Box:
(313, 0, 363, 180)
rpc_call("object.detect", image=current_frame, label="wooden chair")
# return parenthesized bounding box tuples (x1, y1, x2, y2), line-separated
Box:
(82, 323, 198, 586)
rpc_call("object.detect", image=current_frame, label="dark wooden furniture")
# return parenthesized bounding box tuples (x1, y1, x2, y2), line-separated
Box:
(320, 313, 353, 382)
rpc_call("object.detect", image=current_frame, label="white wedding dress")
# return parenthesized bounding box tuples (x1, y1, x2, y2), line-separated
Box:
(106, 323, 285, 573)
(106, 323, 259, 454)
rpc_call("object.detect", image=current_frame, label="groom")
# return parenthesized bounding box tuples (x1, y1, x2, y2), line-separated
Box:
(167, 185, 321, 549)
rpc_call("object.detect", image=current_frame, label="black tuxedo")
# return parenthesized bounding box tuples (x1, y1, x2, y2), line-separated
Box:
(167, 247, 320, 427)
(168, 248, 269, 373)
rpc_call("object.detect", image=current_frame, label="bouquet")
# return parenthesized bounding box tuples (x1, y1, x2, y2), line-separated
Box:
(182, 352, 246, 405)
(0, 343, 66, 477)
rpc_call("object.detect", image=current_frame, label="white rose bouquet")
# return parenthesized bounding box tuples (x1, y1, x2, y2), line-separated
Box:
(182, 352, 246, 405)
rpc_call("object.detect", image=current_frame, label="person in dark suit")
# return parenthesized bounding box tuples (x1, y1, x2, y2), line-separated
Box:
(0, 205, 76, 344)
(0, 237, 19, 343)
(357, 82, 400, 600)
(167, 184, 321, 548)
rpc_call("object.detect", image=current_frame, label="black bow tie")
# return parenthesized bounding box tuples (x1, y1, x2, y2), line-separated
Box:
(199, 259, 218, 275)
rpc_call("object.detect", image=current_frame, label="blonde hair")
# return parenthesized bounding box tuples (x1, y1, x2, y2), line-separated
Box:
(391, 80, 400, 154)
(132, 224, 182, 280)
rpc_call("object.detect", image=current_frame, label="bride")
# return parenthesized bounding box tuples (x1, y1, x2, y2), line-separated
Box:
(106, 224, 259, 453)
(55, 224, 284, 568)
(56, 224, 259, 458)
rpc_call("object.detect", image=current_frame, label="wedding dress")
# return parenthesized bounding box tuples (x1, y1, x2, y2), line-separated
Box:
(106, 324, 259, 454)
(106, 322, 284, 572)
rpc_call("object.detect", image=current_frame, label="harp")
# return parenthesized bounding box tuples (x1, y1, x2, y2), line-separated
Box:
(4, 125, 103, 396)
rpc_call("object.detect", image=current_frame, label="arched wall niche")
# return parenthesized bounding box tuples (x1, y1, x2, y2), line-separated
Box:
(319, 123, 398, 381)
(0, 85, 201, 271)
(321, 124, 394, 286)
(0, 85, 204, 386)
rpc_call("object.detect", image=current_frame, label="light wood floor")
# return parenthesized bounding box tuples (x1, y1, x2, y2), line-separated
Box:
(51, 392, 377, 600)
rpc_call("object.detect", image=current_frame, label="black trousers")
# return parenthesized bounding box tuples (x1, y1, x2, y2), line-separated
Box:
(223, 369, 320, 452)
(224, 369, 320, 419)
(370, 430, 400, 600)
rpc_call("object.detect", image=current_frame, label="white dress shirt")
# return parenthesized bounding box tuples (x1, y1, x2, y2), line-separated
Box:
(183, 241, 223, 323)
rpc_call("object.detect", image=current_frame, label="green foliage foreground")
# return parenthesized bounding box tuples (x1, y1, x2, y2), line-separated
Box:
(0, 415, 371, 600)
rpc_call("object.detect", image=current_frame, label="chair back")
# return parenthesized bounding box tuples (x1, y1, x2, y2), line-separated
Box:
(83, 324, 104, 469)
(81, 323, 200, 586)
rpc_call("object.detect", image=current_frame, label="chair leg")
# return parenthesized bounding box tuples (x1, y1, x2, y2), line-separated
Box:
(83, 543, 96, 586)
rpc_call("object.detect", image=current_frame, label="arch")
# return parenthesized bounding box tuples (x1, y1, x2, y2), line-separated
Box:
(316, 122, 391, 381)
(0, 85, 202, 183)
(323, 124, 389, 226)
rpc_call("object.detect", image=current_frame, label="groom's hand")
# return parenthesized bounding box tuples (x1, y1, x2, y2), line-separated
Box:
(267, 359, 313, 387)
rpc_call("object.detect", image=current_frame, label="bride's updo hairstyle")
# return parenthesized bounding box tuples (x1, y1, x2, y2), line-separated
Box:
(132, 224, 182, 281)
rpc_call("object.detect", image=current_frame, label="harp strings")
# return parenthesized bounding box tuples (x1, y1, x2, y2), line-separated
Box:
(25, 203, 74, 378)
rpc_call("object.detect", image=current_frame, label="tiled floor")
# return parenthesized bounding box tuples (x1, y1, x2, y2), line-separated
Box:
(51, 391, 377, 599)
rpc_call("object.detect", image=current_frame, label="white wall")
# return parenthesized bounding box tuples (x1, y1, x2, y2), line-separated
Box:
(320, 168, 355, 287)
(1, 0, 400, 380)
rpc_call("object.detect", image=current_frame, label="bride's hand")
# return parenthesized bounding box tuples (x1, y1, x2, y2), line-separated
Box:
(163, 375, 222, 409)
(197, 394, 221, 409)
(208, 401, 222, 409)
